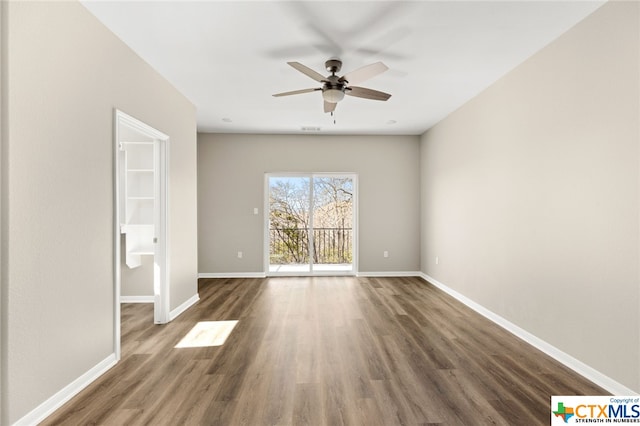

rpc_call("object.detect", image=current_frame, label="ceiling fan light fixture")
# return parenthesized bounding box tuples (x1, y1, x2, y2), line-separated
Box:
(322, 88, 345, 103)
(274, 59, 391, 113)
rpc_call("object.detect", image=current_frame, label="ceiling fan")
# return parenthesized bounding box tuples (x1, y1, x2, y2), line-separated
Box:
(273, 59, 391, 113)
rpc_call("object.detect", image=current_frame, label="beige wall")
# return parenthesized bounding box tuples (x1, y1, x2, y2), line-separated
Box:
(0, 0, 5, 423)
(2, 2, 198, 423)
(198, 133, 421, 274)
(421, 0, 639, 391)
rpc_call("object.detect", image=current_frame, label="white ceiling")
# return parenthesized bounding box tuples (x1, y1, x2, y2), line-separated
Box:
(81, 1, 605, 136)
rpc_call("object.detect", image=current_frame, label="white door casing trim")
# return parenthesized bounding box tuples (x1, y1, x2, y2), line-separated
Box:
(113, 109, 170, 361)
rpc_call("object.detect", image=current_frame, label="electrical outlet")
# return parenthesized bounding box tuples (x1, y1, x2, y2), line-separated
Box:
(435, 256, 439, 265)
(253, 207, 259, 215)
(237, 251, 243, 259)
(383, 251, 389, 258)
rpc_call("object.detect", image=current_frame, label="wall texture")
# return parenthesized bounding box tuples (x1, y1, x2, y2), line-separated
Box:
(198, 133, 421, 275)
(2, 2, 198, 423)
(421, 0, 639, 391)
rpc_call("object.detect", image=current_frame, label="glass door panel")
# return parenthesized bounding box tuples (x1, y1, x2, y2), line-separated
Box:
(311, 176, 353, 273)
(268, 176, 311, 273)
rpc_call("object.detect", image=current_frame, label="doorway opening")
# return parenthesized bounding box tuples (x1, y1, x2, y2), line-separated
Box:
(265, 173, 357, 275)
(114, 110, 169, 359)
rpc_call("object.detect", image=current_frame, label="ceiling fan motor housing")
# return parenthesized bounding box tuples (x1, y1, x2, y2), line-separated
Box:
(325, 58, 343, 74)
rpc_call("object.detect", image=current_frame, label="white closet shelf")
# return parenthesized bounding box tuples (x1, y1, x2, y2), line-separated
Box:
(120, 140, 156, 269)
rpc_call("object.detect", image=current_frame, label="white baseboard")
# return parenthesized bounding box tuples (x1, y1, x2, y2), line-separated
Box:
(120, 295, 154, 303)
(419, 273, 637, 395)
(357, 271, 421, 278)
(198, 272, 267, 279)
(13, 354, 117, 426)
(199, 272, 423, 279)
(169, 293, 199, 321)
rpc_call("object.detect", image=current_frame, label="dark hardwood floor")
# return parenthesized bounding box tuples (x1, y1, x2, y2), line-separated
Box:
(42, 276, 606, 425)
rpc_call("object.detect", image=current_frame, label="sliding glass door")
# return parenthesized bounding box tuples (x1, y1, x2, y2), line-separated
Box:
(266, 173, 356, 275)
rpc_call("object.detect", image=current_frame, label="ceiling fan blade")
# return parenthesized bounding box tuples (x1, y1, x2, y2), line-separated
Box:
(346, 86, 391, 101)
(266, 45, 317, 60)
(340, 61, 388, 85)
(283, 2, 344, 57)
(355, 27, 412, 61)
(287, 62, 326, 82)
(273, 88, 319, 97)
(324, 100, 337, 113)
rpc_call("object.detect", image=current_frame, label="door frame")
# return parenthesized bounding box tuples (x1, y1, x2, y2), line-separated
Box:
(264, 172, 358, 276)
(113, 109, 170, 360)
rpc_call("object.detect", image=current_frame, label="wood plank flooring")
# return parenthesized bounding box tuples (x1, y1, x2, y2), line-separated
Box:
(42, 276, 606, 425)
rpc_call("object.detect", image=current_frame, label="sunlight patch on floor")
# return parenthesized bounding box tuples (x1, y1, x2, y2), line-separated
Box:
(175, 320, 238, 348)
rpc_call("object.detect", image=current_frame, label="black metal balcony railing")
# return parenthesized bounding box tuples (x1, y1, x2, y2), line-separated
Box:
(270, 227, 352, 265)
